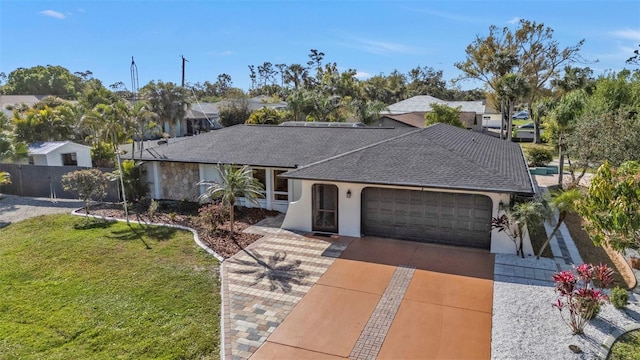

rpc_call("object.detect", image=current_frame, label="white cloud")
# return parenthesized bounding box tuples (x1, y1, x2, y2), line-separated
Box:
(403, 7, 481, 23)
(610, 29, 640, 41)
(508, 17, 521, 25)
(354, 71, 372, 79)
(350, 38, 421, 56)
(39, 10, 66, 19)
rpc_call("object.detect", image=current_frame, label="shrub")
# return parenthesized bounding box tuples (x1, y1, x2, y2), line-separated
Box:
(526, 147, 553, 167)
(61, 169, 109, 216)
(147, 199, 159, 218)
(610, 286, 629, 309)
(552, 263, 614, 334)
(198, 203, 228, 235)
(116, 160, 149, 204)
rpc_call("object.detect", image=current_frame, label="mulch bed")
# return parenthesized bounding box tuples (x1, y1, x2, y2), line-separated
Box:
(564, 212, 633, 289)
(88, 202, 280, 259)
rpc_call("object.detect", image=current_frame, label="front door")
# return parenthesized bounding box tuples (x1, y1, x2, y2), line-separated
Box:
(312, 184, 338, 233)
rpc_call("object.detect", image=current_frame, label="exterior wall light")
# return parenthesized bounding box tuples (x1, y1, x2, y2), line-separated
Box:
(346, 189, 352, 198)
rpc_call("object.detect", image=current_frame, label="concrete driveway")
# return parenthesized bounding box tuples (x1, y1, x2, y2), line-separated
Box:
(251, 236, 494, 360)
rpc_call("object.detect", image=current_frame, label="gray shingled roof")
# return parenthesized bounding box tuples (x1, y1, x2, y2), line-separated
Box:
(384, 95, 486, 115)
(282, 123, 534, 194)
(137, 125, 414, 168)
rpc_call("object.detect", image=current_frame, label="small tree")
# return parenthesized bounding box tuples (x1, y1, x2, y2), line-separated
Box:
(492, 200, 548, 257)
(61, 169, 109, 216)
(197, 165, 264, 236)
(577, 161, 640, 252)
(537, 189, 582, 259)
(424, 103, 464, 128)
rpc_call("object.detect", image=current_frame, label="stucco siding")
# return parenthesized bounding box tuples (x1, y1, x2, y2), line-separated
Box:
(281, 180, 532, 256)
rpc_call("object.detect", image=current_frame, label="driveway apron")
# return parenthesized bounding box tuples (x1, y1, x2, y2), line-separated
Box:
(250, 237, 495, 360)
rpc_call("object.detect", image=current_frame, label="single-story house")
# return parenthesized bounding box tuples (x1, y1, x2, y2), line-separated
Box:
(377, 111, 479, 130)
(175, 96, 288, 137)
(135, 123, 536, 255)
(382, 95, 488, 131)
(25, 141, 92, 167)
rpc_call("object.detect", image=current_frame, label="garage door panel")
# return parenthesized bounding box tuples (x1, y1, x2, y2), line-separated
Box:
(362, 188, 492, 249)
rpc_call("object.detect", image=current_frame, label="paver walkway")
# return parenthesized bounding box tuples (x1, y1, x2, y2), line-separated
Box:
(221, 230, 348, 359)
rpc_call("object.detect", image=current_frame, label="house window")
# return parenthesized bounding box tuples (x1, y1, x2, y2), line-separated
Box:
(273, 170, 288, 201)
(28, 156, 34, 165)
(252, 168, 266, 198)
(61, 153, 77, 166)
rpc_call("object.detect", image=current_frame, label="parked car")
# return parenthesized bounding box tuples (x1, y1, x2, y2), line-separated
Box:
(512, 122, 544, 141)
(512, 110, 529, 120)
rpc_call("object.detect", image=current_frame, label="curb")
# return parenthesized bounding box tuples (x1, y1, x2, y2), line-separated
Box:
(70, 209, 225, 262)
(596, 323, 640, 359)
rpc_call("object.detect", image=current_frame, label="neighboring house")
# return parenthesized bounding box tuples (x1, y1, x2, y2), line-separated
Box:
(181, 96, 288, 136)
(0, 95, 47, 119)
(382, 95, 487, 131)
(135, 123, 536, 255)
(378, 111, 478, 129)
(26, 141, 92, 167)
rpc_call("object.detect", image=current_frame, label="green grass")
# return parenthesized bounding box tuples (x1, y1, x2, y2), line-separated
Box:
(0, 214, 220, 360)
(512, 119, 530, 126)
(519, 142, 558, 157)
(610, 329, 640, 360)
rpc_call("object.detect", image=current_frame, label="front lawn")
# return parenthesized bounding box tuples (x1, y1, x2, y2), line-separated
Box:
(0, 214, 220, 359)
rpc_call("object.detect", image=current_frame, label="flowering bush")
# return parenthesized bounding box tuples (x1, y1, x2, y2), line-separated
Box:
(552, 263, 614, 334)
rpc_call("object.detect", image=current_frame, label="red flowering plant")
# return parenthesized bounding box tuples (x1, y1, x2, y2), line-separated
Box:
(552, 263, 614, 334)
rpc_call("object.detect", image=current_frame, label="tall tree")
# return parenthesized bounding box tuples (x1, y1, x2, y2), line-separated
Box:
(349, 99, 388, 125)
(495, 73, 529, 140)
(141, 81, 190, 137)
(627, 43, 640, 66)
(548, 90, 587, 185)
(457, 20, 584, 143)
(80, 102, 131, 151)
(3, 65, 84, 99)
(514, 20, 585, 143)
(128, 101, 159, 159)
(13, 104, 77, 143)
(406, 65, 448, 98)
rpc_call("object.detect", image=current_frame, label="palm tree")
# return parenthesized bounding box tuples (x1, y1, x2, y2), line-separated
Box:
(197, 164, 264, 235)
(127, 101, 159, 159)
(550, 90, 587, 186)
(494, 201, 549, 257)
(141, 81, 190, 138)
(537, 189, 582, 259)
(350, 99, 388, 125)
(81, 102, 131, 151)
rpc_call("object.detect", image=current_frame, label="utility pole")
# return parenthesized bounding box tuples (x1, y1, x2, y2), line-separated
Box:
(130, 56, 139, 103)
(181, 55, 188, 87)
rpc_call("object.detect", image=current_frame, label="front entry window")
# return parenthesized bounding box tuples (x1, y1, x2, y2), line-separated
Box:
(273, 170, 288, 201)
(312, 184, 338, 233)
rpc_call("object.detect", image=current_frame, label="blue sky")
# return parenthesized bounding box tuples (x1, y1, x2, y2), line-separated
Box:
(1, 0, 639, 92)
